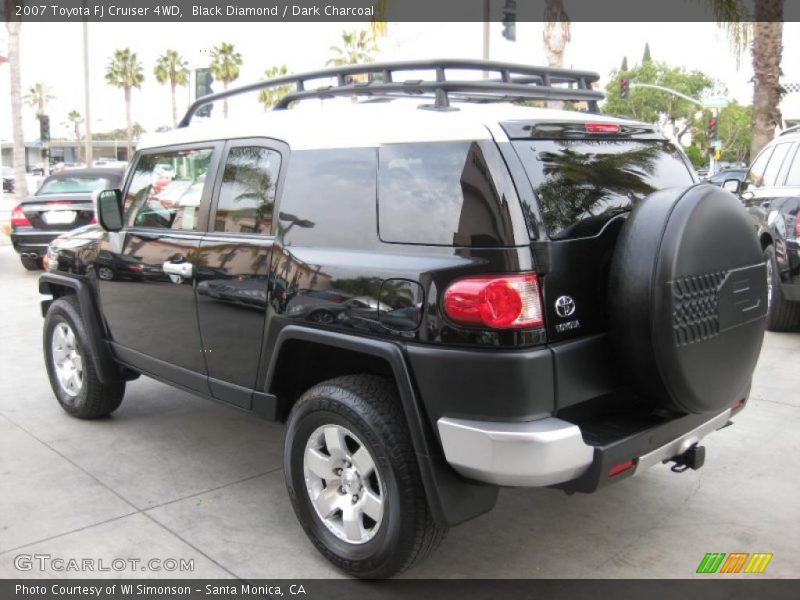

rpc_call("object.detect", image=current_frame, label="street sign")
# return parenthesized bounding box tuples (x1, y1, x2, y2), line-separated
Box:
(714, 140, 723, 149)
(702, 96, 730, 109)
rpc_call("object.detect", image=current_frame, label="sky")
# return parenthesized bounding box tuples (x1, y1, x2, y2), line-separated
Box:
(2, 21, 800, 142)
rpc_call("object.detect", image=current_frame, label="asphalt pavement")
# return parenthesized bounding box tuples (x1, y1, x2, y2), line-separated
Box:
(0, 242, 798, 579)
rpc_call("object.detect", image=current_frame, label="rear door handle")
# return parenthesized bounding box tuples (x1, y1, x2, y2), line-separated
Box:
(162, 261, 193, 278)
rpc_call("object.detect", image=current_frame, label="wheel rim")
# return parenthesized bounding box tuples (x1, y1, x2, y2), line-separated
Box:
(51, 322, 83, 398)
(303, 424, 384, 544)
(766, 256, 774, 307)
(98, 267, 114, 280)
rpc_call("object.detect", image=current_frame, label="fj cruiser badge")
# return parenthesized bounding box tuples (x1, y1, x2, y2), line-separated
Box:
(555, 296, 576, 318)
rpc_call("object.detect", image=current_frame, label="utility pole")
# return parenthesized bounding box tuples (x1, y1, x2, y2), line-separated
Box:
(482, 0, 490, 78)
(82, 16, 93, 166)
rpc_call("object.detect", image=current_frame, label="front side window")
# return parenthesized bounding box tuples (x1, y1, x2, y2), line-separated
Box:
(761, 142, 793, 187)
(214, 147, 280, 234)
(125, 148, 213, 230)
(513, 139, 694, 240)
(746, 146, 775, 187)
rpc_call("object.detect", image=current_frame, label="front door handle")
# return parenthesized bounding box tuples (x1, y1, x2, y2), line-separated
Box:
(163, 261, 193, 278)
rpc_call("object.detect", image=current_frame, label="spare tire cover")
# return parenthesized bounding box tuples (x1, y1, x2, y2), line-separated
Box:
(609, 184, 767, 414)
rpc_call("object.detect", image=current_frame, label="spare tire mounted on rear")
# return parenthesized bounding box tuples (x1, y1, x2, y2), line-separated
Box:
(609, 184, 768, 415)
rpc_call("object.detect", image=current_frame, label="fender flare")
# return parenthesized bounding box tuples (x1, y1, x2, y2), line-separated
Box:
(39, 272, 126, 384)
(264, 325, 498, 527)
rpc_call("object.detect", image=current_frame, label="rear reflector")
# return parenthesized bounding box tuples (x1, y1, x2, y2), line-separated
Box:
(794, 216, 800, 237)
(730, 399, 744, 413)
(608, 459, 635, 477)
(11, 204, 31, 228)
(443, 274, 544, 329)
(586, 122, 621, 134)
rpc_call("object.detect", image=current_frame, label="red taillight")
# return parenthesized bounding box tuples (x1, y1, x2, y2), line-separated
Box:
(443, 274, 544, 329)
(794, 216, 800, 237)
(608, 459, 635, 477)
(730, 399, 744, 413)
(89, 215, 97, 224)
(11, 204, 31, 227)
(585, 122, 621, 134)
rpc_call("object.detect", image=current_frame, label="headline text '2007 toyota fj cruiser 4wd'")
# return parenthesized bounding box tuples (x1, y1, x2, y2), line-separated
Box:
(40, 61, 768, 578)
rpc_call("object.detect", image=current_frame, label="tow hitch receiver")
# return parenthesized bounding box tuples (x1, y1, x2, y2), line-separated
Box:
(666, 444, 705, 473)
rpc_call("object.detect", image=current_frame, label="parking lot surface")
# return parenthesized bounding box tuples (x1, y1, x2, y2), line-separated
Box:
(0, 242, 798, 579)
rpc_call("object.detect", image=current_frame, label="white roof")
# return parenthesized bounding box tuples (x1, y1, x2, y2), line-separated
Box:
(137, 100, 649, 151)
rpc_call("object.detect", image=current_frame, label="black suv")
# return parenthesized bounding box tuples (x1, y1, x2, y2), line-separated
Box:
(723, 127, 800, 330)
(39, 61, 768, 578)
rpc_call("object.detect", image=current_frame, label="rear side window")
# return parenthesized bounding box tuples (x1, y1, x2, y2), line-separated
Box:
(378, 141, 519, 246)
(512, 140, 693, 240)
(784, 147, 800, 186)
(214, 146, 280, 234)
(746, 146, 775, 187)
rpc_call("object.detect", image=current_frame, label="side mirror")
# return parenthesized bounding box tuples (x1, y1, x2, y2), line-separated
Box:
(93, 189, 124, 232)
(722, 179, 741, 194)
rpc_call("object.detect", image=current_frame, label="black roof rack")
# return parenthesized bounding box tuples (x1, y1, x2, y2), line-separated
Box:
(178, 59, 603, 128)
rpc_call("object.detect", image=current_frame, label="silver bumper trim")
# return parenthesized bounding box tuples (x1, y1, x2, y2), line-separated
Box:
(437, 409, 734, 488)
(634, 408, 732, 474)
(436, 417, 594, 486)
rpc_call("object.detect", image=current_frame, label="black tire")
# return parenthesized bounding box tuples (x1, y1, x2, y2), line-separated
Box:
(20, 255, 41, 271)
(764, 245, 800, 331)
(609, 184, 767, 414)
(43, 295, 125, 419)
(284, 374, 446, 578)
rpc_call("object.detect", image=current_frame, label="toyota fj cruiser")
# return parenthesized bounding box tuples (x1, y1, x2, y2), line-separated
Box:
(39, 60, 768, 578)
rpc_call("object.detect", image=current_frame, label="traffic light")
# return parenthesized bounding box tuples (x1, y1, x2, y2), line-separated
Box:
(38, 114, 50, 142)
(620, 77, 629, 99)
(708, 117, 718, 140)
(502, 0, 516, 42)
(195, 68, 215, 117)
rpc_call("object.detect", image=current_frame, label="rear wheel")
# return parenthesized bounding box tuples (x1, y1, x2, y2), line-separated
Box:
(44, 295, 125, 418)
(283, 374, 446, 578)
(764, 245, 800, 331)
(20, 255, 41, 271)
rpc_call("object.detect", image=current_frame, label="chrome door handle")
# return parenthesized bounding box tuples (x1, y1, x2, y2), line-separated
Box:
(162, 261, 193, 278)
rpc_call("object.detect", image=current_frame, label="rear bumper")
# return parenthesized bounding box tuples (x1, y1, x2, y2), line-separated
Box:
(10, 230, 60, 256)
(437, 407, 733, 489)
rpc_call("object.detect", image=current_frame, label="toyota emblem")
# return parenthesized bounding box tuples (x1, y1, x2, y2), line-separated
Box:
(555, 296, 576, 318)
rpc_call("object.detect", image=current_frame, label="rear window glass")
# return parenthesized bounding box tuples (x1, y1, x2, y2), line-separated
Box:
(38, 177, 110, 195)
(513, 140, 693, 240)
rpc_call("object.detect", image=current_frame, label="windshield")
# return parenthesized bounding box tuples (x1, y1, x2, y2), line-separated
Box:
(513, 139, 694, 240)
(38, 176, 111, 195)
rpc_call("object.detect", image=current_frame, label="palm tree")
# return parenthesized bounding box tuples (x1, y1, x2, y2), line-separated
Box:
(258, 65, 292, 110)
(105, 48, 144, 159)
(5, 4, 29, 200)
(709, 0, 783, 157)
(154, 49, 189, 127)
(209, 42, 243, 118)
(368, 0, 388, 43)
(66, 110, 83, 142)
(543, 0, 571, 109)
(24, 82, 55, 118)
(327, 30, 377, 67)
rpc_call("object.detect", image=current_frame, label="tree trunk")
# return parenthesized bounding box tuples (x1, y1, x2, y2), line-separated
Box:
(543, 0, 571, 110)
(124, 86, 133, 160)
(223, 81, 229, 119)
(170, 80, 178, 128)
(82, 20, 93, 166)
(6, 16, 29, 200)
(750, 1, 783, 158)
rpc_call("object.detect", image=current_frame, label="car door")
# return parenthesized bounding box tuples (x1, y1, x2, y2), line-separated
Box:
(97, 143, 223, 393)
(195, 139, 286, 408)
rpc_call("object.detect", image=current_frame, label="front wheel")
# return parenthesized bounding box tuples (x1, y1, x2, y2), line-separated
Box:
(44, 295, 126, 418)
(764, 245, 800, 331)
(283, 375, 446, 578)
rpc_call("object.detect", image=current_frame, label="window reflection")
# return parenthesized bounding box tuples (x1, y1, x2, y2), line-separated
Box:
(214, 147, 280, 234)
(513, 140, 693, 240)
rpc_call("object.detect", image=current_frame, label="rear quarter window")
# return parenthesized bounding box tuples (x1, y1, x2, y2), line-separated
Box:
(512, 139, 694, 240)
(377, 141, 523, 247)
